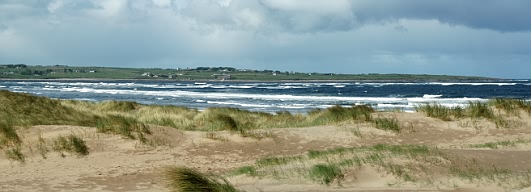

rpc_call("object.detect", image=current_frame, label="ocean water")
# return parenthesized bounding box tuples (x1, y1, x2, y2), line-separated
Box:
(1, 80, 530, 113)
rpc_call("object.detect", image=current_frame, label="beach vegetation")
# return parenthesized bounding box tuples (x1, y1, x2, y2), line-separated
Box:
(415, 103, 453, 121)
(490, 98, 531, 115)
(233, 166, 257, 176)
(0, 91, 152, 143)
(371, 116, 400, 133)
(36, 134, 49, 159)
(469, 139, 530, 149)
(4, 146, 25, 163)
(309, 164, 343, 185)
(96, 100, 139, 112)
(231, 144, 529, 189)
(415, 99, 531, 128)
(52, 134, 89, 157)
(163, 166, 238, 192)
(467, 101, 494, 119)
(0, 119, 21, 149)
(1, 91, 395, 138)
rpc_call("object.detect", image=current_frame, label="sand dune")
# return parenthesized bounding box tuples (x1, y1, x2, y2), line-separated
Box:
(1, 112, 531, 192)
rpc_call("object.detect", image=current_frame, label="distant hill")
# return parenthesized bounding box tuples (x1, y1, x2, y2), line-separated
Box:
(0, 64, 497, 81)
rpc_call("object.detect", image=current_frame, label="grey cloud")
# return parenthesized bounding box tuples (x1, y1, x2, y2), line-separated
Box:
(350, 0, 531, 32)
(4, 0, 529, 33)
(0, 23, 7, 31)
(168, 0, 531, 34)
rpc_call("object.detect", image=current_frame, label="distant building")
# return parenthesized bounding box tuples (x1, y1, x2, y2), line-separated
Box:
(211, 74, 232, 80)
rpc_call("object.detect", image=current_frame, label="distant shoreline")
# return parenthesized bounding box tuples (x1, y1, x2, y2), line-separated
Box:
(0, 78, 505, 83)
(0, 65, 502, 82)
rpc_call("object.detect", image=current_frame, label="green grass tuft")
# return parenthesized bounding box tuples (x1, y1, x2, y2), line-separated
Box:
(52, 134, 89, 157)
(0, 119, 21, 149)
(163, 166, 238, 192)
(96, 115, 150, 140)
(233, 166, 257, 176)
(310, 105, 374, 124)
(468, 101, 495, 119)
(210, 114, 240, 132)
(97, 100, 139, 112)
(372, 117, 400, 133)
(309, 164, 343, 185)
(415, 103, 453, 121)
(4, 146, 25, 163)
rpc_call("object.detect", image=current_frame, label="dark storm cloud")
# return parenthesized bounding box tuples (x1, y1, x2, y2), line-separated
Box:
(175, 0, 531, 33)
(2, 0, 530, 33)
(349, 0, 531, 32)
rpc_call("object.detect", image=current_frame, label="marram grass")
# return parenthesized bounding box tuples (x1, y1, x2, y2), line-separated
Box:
(0, 91, 151, 142)
(163, 166, 238, 192)
(416, 99, 531, 128)
(232, 144, 531, 189)
(52, 134, 89, 157)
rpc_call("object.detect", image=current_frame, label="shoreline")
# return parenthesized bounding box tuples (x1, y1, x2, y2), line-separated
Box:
(0, 78, 510, 83)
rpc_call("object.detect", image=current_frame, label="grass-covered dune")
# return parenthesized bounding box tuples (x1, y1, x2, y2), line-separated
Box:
(2, 90, 531, 191)
(0, 90, 393, 149)
(2, 90, 530, 159)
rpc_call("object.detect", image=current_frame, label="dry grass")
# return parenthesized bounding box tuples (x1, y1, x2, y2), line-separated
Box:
(416, 99, 531, 128)
(66, 99, 380, 134)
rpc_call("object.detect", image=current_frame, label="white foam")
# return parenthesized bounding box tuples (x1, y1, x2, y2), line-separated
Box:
(423, 94, 443, 99)
(229, 85, 255, 89)
(71, 98, 98, 102)
(431, 82, 517, 86)
(6, 81, 518, 114)
(278, 105, 307, 109)
(206, 101, 272, 108)
(377, 103, 412, 108)
(55, 87, 488, 107)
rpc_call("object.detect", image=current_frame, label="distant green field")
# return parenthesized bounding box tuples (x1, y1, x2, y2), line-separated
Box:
(0, 64, 495, 81)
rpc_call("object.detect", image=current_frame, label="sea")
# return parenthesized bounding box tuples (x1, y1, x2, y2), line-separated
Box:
(1, 80, 530, 113)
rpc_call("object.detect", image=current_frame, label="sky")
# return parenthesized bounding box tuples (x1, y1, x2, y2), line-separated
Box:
(0, 0, 530, 79)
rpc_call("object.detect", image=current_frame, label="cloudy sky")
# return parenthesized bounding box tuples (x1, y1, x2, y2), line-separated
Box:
(1, 0, 530, 78)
